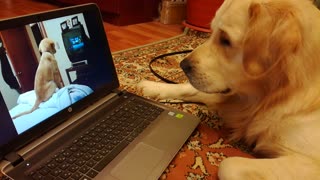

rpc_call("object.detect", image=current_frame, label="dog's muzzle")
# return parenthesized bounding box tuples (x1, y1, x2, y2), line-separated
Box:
(180, 58, 232, 94)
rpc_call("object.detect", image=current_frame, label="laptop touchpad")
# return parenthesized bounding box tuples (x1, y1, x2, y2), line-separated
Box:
(111, 142, 165, 180)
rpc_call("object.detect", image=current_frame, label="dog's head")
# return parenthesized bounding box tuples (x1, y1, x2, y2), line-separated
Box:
(180, 0, 311, 97)
(39, 38, 56, 55)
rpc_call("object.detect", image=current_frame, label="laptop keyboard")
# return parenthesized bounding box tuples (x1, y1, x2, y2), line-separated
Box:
(28, 97, 164, 180)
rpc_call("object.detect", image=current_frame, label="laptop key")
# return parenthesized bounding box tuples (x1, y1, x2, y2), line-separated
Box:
(79, 165, 90, 174)
(87, 169, 99, 178)
(66, 156, 77, 164)
(75, 159, 86, 166)
(60, 171, 72, 179)
(31, 172, 43, 180)
(74, 151, 84, 158)
(68, 165, 80, 173)
(38, 166, 50, 175)
(86, 159, 97, 167)
(71, 172, 83, 180)
(58, 162, 70, 170)
(93, 154, 104, 161)
(46, 160, 58, 169)
(80, 176, 92, 180)
(61, 149, 72, 157)
(50, 168, 62, 177)
(82, 153, 93, 160)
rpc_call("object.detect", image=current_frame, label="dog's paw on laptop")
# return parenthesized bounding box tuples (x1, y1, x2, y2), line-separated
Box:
(136, 80, 184, 101)
(136, 80, 171, 100)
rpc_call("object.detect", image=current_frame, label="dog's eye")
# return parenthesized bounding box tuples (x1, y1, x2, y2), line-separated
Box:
(220, 36, 231, 47)
(219, 30, 232, 47)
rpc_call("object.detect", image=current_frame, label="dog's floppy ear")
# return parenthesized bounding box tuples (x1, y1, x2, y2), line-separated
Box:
(50, 41, 55, 50)
(242, 2, 302, 78)
(49, 41, 56, 54)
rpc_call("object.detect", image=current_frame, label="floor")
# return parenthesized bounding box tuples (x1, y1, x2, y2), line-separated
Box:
(0, 0, 185, 52)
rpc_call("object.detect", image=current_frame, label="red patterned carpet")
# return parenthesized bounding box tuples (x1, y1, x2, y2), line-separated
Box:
(112, 29, 253, 180)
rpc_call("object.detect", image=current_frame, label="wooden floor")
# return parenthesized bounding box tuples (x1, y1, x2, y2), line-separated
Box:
(0, 0, 184, 52)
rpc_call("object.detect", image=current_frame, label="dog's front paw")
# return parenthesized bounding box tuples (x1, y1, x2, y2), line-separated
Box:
(218, 157, 269, 180)
(136, 80, 164, 100)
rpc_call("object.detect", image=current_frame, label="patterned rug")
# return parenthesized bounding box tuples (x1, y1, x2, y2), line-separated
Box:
(112, 29, 253, 180)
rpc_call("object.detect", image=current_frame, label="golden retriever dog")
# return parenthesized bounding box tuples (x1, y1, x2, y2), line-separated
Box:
(12, 38, 63, 119)
(138, 0, 320, 179)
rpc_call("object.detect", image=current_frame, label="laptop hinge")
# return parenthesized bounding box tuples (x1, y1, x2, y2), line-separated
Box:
(4, 152, 24, 167)
(112, 89, 126, 96)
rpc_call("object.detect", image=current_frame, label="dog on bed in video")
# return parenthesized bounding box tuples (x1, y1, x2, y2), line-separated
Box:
(12, 38, 63, 119)
(138, 0, 320, 179)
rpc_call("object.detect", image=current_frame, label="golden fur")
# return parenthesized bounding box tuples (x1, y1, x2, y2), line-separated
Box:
(138, 0, 320, 179)
(12, 38, 63, 119)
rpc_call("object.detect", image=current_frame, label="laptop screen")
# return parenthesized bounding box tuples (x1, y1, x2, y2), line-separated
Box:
(0, 4, 119, 158)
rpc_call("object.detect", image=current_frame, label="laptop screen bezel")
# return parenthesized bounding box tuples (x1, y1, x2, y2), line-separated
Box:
(0, 3, 120, 160)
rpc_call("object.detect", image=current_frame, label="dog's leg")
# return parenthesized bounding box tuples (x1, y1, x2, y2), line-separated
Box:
(218, 156, 320, 180)
(54, 73, 63, 89)
(52, 59, 63, 88)
(11, 99, 42, 119)
(137, 80, 226, 105)
(41, 81, 58, 101)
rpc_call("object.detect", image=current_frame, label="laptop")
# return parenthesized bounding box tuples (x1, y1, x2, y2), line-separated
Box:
(0, 3, 199, 180)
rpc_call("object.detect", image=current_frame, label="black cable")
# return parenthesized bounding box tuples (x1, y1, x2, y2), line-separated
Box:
(149, 50, 193, 84)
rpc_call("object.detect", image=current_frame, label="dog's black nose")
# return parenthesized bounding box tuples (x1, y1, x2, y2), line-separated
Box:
(180, 59, 192, 73)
